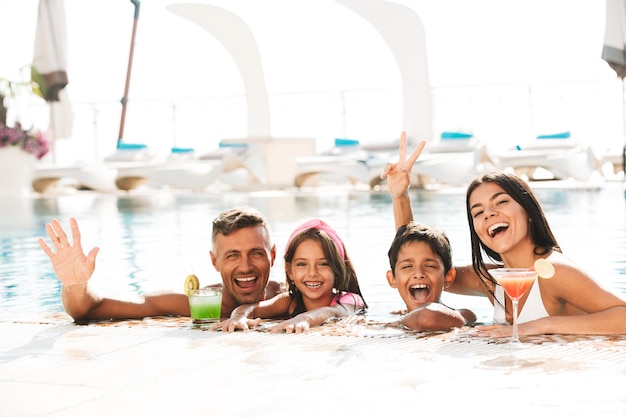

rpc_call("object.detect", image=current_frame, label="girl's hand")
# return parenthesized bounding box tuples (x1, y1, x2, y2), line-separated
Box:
(212, 316, 262, 332)
(269, 315, 311, 334)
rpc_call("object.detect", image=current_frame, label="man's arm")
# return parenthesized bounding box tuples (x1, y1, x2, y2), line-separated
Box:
(40, 217, 190, 322)
(62, 287, 190, 322)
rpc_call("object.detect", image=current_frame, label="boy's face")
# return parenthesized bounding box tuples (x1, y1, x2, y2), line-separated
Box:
(386, 241, 455, 312)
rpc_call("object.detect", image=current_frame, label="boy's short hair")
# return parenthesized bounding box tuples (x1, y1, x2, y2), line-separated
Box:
(388, 221, 452, 274)
(212, 206, 273, 249)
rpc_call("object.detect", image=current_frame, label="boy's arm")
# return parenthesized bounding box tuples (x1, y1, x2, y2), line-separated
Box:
(400, 302, 470, 332)
(392, 193, 414, 230)
(458, 308, 477, 326)
(381, 132, 425, 229)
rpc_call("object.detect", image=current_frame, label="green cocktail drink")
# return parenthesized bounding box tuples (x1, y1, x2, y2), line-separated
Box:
(188, 288, 222, 325)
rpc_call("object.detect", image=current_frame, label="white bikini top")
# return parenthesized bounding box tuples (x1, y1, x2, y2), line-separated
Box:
(493, 276, 549, 324)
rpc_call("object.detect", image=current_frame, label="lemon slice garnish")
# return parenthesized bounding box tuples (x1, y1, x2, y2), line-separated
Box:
(184, 274, 200, 295)
(534, 259, 555, 279)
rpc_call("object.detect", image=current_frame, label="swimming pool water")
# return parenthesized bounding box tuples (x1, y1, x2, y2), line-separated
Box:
(1, 183, 625, 324)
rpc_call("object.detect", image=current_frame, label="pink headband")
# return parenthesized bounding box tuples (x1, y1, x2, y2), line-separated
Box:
(286, 219, 345, 259)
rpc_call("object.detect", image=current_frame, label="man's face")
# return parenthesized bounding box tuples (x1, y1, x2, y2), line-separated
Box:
(210, 225, 275, 305)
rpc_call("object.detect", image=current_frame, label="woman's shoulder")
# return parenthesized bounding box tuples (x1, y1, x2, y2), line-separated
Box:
(546, 251, 587, 275)
(542, 251, 595, 290)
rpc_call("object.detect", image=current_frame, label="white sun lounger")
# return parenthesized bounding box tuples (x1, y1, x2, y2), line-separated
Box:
(106, 142, 267, 191)
(32, 163, 118, 193)
(406, 132, 493, 187)
(295, 133, 491, 189)
(599, 147, 625, 177)
(490, 132, 602, 181)
(293, 139, 378, 188)
(103, 142, 165, 191)
(366, 132, 493, 188)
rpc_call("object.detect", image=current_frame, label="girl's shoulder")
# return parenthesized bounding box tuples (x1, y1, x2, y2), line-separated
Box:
(332, 291, 365, 308)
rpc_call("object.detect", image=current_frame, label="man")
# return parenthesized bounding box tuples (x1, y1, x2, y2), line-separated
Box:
(38, 206, 282, 323)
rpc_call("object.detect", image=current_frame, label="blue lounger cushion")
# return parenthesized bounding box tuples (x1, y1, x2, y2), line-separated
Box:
(171, 147, 195, 154)
(219, 142, 248, 148)
(537, 131, 571, 139)
(440, 131, 473, 140)
(335, 138, 360, 147)
(117, 141, 148, 150)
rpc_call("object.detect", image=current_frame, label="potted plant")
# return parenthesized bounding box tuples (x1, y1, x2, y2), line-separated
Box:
(0, 78, 51, 195)
(0, 121, 50, 160)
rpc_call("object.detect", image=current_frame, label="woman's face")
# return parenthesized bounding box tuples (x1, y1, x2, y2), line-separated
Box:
(468, 182, 531, 256)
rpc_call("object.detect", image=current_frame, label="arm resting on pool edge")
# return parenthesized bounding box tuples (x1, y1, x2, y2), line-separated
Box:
(215, 292, 293, 332)
(269, 301, 365, 334)
(400, 302, 475, 332)
(476, 305, 626, 337)
(61, 286, 191, 322)
(476, 260, 626, 337)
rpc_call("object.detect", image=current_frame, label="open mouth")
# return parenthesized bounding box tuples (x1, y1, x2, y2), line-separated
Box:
(409, 284, 431, 304)
(235, 276, 257, 289)
(488, 222, 509, 238)
(304, 281, 323, 289)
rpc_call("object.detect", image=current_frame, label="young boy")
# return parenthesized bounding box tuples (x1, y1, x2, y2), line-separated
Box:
(387, 221, 476, 331)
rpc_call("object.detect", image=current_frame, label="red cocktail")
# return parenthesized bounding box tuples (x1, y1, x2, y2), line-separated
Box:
(488, 268, 537, 344)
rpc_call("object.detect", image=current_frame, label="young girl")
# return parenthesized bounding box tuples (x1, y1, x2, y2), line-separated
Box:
(383, 131, 626, 337)
(216, 219, 367, 333)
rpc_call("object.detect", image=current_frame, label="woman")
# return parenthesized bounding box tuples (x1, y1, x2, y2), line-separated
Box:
(382, 131, 626, 337)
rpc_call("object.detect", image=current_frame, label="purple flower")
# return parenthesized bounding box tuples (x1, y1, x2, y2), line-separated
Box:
(0, 122, 50, 159)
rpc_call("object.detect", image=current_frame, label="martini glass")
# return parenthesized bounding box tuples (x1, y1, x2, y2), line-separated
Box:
(488, 268, 537, 345)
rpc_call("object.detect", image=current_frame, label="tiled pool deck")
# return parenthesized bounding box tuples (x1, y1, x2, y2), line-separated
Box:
(2, 312, 626, 417)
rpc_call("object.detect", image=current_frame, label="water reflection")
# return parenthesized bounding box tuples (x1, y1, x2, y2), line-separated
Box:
(1, 184, 624, 323)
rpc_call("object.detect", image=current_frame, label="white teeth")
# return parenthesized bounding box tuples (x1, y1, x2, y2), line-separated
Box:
(235, 277, 255, 282)
(488, 222, 509, 237)
(410, 284, 428, 290)
(305, 282, 322, 288)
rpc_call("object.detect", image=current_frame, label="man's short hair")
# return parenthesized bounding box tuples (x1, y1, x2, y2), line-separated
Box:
(211, 206, 273, 249)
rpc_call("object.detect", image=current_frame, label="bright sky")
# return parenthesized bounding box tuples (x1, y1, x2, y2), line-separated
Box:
(0, 0, 622, 157)
(0, 0, 614, 98)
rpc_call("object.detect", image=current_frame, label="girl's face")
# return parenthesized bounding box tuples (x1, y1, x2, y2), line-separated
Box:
(468, 182, 531, 257)
(286, 239, 335, 309)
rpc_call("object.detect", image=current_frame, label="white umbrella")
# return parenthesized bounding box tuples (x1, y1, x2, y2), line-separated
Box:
(602, 0, 626, 174)
(32, 0, 73, 144)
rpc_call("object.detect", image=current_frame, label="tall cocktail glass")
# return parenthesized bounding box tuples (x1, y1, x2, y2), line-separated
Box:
(488, 268, 537, 345)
